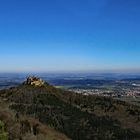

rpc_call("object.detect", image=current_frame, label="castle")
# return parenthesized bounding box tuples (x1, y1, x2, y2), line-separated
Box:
(24, 76, 45, 86)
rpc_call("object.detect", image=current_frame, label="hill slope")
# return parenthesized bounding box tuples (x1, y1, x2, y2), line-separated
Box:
(0, 77, 140, 140)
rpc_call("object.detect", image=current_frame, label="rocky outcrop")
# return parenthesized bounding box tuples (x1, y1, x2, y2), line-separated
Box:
(23, 76, 45, 87)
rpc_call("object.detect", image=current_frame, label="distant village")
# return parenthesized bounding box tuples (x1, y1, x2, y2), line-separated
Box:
(68, 81, 140, 104)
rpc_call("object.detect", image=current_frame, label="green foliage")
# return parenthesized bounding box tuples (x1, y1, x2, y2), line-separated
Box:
(0, 121, 8, 140)
(1, 83, 140, 140)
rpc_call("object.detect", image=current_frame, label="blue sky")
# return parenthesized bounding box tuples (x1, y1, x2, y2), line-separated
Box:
(0, 0, 140, 72)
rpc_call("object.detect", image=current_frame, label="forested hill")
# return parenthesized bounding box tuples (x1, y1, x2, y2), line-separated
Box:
(0, 77, 140, 140)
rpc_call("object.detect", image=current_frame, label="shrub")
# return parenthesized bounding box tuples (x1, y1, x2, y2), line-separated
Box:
(0, 120, 8, 140)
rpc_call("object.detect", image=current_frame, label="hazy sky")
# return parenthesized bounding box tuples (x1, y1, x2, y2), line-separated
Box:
(0, 0, 140, 72)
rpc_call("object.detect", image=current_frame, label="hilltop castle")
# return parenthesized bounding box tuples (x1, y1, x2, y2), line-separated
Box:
(24, 76, 45, 86)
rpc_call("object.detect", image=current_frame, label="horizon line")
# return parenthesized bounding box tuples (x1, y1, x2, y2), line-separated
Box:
(0, 70, 140, 74)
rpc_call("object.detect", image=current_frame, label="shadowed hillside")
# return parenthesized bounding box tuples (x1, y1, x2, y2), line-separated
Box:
(0, 77, 140, 140)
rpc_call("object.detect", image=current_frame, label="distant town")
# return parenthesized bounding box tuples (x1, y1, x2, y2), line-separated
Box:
(69, 82, 140, 97)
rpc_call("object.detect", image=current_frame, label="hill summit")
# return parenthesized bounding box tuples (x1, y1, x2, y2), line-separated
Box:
(0, 77, 140, 140)
(23, 76, 45, 86)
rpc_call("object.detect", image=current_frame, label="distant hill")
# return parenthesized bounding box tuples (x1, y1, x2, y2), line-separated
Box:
(0, 77, 140, 140)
